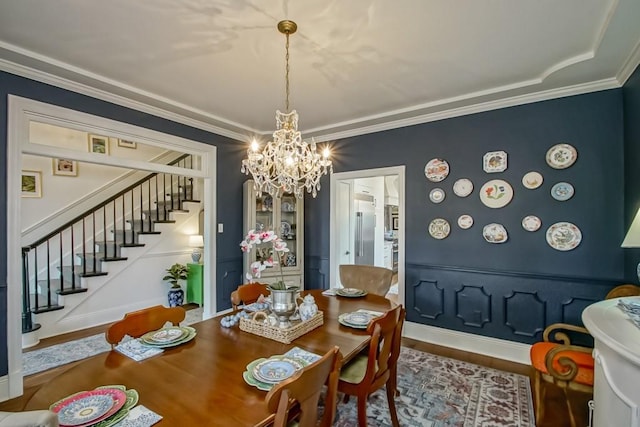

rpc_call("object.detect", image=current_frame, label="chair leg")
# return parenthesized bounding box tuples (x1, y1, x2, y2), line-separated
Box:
(534, 371, 545, 423)
(386, 383, 400, 427)
(357, 394, 368, 427)
(564, 389, 577, 427)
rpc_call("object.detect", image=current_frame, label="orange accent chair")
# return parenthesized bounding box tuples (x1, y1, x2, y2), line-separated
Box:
(230, 282, 269, 310)
(530, 283, 640, 427)
(337, 305, 403, 427)
(105, 305, 186, 347)
(265, 346, 343, 427)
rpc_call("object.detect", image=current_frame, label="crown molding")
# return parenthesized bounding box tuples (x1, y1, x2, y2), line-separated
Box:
(617, 38, 640, 85)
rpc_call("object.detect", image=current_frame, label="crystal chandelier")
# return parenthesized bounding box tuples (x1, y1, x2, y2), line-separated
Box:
(241, 20, 332, 199)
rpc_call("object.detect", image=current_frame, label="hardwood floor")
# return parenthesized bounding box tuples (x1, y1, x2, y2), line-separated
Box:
(3, 316, 590, 426)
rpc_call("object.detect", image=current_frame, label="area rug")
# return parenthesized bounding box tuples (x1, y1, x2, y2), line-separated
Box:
(23, 312, 534, 426)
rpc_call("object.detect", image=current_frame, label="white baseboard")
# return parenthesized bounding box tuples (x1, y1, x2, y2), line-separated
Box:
(404, 321, 532, 365)
(0, 376, 8, 402)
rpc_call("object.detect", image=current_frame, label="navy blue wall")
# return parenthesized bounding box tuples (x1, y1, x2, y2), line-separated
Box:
(623, 65, 640, 279)
(306, 89, 627, 344)
(0, 71, 246, 376)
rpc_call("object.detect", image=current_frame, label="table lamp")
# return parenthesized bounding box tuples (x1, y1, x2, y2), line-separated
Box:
(621, 208, 640, 282)
(189, 235, 204, 263)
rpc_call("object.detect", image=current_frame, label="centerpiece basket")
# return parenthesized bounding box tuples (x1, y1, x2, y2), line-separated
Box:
(239, 311, 324, 344)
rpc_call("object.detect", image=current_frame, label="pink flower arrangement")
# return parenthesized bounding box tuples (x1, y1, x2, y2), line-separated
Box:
(240, 230, 289, 288)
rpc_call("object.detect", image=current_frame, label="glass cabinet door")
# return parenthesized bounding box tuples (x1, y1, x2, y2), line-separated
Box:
(279, 193, 298, 269)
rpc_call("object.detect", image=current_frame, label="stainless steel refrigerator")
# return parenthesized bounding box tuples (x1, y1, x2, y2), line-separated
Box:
(354, 193, 375, 265)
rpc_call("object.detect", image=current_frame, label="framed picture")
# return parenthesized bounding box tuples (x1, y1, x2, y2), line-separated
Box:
(118, 139, 137, 149)
(392, 215, 399, 230)
(88, 134, 110, 155)
(52, 158, 78, 176)
(21, 170, 42, 198)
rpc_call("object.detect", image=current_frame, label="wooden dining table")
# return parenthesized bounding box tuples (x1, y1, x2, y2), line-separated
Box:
(25, 289, 396, 426)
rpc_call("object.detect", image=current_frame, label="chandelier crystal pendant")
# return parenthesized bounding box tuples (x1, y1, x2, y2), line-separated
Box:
(241, 20, 332, 199)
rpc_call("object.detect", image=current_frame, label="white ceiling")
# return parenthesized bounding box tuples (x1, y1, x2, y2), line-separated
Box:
(1, 0, 639, 142)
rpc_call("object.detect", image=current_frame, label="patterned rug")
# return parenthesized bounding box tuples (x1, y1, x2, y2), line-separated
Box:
(23, 312, 534, 426)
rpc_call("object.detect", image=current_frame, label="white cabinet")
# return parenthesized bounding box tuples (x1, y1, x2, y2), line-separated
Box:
(582, 299, 640, 426)
(384, 241, 393, 270)
(243, 180, 304, 288)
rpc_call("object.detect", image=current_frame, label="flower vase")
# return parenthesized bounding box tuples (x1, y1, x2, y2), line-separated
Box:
(168, 287, 184, 307)
(270, 287, 299, 328)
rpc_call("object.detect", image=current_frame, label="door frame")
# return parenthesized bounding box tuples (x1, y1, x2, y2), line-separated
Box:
(329, 166, 405, 300)
(5, 96, 217, 399)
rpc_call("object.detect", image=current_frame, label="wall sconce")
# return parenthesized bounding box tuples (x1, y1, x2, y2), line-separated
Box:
(621, 208, 640, 281)
(189, 235, 204, 263)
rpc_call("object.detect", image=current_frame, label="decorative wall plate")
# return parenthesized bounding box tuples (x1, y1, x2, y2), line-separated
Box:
(457, 214, 474, 229)
(424, 158, 450, 182)
(546, 222, 582, 251)
(522, 171, 543, 189)
(483, 151, 507, 173)
(429, 218, 450, 239)
(546, 143, 578, 169)
(483, 223, 508, 243)
(453, 178, 474, 197)
(429, 188, 446, 203)
(522, 215, 541, 232)
(479, 179, 514, 208)
(551, 182, 574, 201)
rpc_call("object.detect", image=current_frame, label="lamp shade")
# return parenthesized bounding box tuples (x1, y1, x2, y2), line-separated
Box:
(189, 235, 204, 248)
(622, 208, 640, 247)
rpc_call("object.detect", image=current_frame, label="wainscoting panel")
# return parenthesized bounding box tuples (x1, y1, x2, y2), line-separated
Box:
(406, 263, 619, 344)
(216, 257, 243, 311)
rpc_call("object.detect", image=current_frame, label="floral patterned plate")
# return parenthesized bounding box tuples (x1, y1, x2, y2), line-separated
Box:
(424, 158, 450, 182)
(479, 179, 513, 208)
(140, 326, 196, 348)
(483, 223, 508, 244)
(546, 143, 577, 169)
(253, 357, 304, 384)
(522, 171, 543, 189)
(141, 327, 186, 344)
(457, 215, 474, 229)
(453, 178, 473, 197)
(336, 288, 367, 298)
(429, 188, 445, 203)
(522, 215, 541, 232)
(546, 222, 582, 251)
(551, 182, 574, 201)
(483, 151, 507, 173)
(51, 388, 127, 427)
(429, 218, 450, 239)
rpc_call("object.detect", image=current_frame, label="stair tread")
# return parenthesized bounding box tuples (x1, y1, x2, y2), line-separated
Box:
(57, 287, 89, 296)
(32, 305, 65, 314)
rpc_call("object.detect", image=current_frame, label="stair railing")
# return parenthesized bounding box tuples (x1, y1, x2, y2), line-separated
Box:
(21, 154, 197, 333)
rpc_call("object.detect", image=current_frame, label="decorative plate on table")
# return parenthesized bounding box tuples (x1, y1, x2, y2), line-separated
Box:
(429, 188, 445, 203)
(483, 151, 508, 173)
(479, 179, 513, 209)
(429, 218, 450, 239)
(522, 215, 541, 232)
(253, 357, 305, 384)
(280, 220, 291, 236)
(51, 388, 127, 427)
(244, 356, 309, 391)
(141, 326, 186, 344)
(453, 178, 473, 197)
(546, 222, 582, 251)
(336, 288, 367, 298)
(482, 223, 508, 244)
(522, 171, 543, 189)
(546, 143, 578, 169)
(141, 326, 196, 348)
(424, 158, 450, 182)
(338, 312, 373, 329)
(457, 214, 473, 229)
(551, 182, 575, 201)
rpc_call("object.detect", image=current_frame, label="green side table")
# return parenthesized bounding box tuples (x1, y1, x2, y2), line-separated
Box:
(187, 263, 204, 305)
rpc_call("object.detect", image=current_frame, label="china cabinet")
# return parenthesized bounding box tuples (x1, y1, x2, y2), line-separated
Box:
(243, 180, 304, 288)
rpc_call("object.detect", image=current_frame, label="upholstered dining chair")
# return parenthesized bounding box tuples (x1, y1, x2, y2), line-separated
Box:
(230, 282, 269, 310)
(0, 410, 59, 427)
(529, 283, 640, 427)
(339, 265, 394, 296)
(265, 346, 343, 427)
(337, 305, 403, 427)
(105, 304, 186, 347)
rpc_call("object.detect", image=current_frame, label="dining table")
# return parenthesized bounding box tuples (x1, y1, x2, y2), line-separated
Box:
(24, 289, 397, 426)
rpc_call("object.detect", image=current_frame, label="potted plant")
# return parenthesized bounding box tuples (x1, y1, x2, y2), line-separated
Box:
(163, 263, 188, 307)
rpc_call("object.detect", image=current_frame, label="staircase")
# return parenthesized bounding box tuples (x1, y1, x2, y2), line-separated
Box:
(21, 155, 201, 337)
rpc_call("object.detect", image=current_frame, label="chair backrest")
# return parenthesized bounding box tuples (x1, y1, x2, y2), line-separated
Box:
(339, 264, 394, 296)
(231, 282, 269, 309)
(388, 306, 406, 394)
(105, 305, 186, 346)
(265, 346, 342, 427)
(361, 305, 402, 388)
(605, 284, 640, 299)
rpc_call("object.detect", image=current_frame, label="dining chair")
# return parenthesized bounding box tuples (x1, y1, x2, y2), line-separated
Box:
(529, 283, 640, 427)
(105, 304, 186, 347)
(265, 346, 343, 427)
(388, 306, 406, 398)
(339, 264, 394, 296)
(231, 282, 269, 310)
(337, 305, 402, 427)
(0, 410, 59, 426)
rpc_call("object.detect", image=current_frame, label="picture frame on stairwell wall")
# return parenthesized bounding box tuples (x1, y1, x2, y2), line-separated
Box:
(52, 158, 78, 177)
(88, 134, 110, 155)
(21, 170, 42, 198)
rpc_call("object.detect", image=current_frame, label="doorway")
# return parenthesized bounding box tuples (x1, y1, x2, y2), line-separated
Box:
(329, 166, 405, 303)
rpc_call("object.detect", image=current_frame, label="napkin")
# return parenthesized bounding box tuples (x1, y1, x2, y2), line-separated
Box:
(113, 405, 162, 427)
(284, 347, 321, 364)
(356, 309, 384, 317)
(322, 289, 337, 296)
(115, 339, 164, 362)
